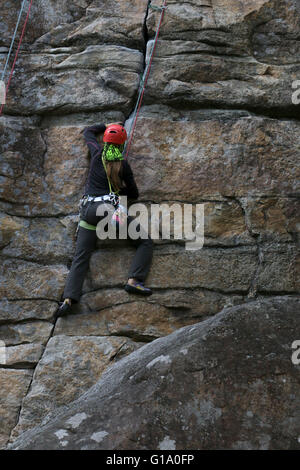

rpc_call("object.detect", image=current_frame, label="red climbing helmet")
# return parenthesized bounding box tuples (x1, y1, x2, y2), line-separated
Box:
(103, 124, 127, 145)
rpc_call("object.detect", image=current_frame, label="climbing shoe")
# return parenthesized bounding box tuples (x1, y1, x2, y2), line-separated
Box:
(54, 299, 72, 319)
(124, 281, 152, 296)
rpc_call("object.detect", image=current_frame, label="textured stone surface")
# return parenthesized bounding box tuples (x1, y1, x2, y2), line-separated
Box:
(54, 301, 196, 341)
(9, 298, 300, 450)
(241, 197, 300, 243)
(0, 322, 53, 347)
(75, 287, 244, 318)
(11, 334, 144, 439)
(0, 369, 32, 449)
(84, 244, 258, 292)
(5, 46, 143, 115)
(0, 0, 91, 46)
(0, 300, 58, 323)
(32, 0, 149, 49)
(0, 259, 68, 300)
(2, 344, 44, 368)
(204, 200, 253, 246)
(1, 216, 76, 263)
(146, 0, 300, 110)
(257, 244, 300, 293)
(0, 116, 47, 214)
(128, 114, 300, 202)
(144, 39, 299, 111)
(1, 0, 299, 450)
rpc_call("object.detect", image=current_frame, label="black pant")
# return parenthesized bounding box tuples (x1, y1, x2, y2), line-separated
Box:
(63, 201, 153, 302)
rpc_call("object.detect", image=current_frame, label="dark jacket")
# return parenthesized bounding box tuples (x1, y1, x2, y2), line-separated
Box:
(83, 124, 139, 199)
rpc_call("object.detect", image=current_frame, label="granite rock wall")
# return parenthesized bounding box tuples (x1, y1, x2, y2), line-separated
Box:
(0, 0, 299, 449)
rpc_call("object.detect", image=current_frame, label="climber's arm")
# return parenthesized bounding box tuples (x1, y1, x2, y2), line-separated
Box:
(83, 124, 106, 158)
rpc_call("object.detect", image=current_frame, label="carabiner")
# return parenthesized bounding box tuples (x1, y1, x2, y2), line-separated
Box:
(108, 192, 119, 207)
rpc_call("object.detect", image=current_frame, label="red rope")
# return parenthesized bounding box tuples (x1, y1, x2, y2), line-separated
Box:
(0, 0, 33, 117)
(125, 0, 167, 158)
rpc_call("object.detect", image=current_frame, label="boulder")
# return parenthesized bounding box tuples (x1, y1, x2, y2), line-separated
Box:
(10, 334, 144, 440)
(9, 297, 300, 450)
(0, 369, 32, 449)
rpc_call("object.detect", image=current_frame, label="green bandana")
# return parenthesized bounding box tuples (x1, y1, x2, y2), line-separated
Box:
(102, 143, 124, 161)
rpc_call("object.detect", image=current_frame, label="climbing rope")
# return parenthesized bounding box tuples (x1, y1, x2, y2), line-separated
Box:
(0, 0, 33, 116)
(124, 0, 167, 158)
(1, 0, 27, 83)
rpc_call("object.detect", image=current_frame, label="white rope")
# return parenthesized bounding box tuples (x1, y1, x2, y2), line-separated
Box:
(1, 0, 27, 82)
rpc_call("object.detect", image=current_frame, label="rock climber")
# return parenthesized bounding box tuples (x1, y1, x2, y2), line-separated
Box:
(55, 123, 153, 318)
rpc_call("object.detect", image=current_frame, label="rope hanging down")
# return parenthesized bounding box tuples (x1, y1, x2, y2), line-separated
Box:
(1, 0, 27, 82)
(124, 0, 167, 158)
(0, 0, 33, 117)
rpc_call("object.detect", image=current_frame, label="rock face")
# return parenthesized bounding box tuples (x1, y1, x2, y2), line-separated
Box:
(0, 0, 299, 449)
(9, 298, 300, 450)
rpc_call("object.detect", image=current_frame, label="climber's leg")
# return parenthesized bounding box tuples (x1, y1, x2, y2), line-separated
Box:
(124, 216, 153, 296)
(55, 202, 108, 319)
(62, 224, 97, 303)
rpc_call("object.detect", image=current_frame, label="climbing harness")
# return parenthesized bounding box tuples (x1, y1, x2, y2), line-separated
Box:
(76, 192, 119, 235)
(124, 0, 167, 158)
(0, 0, 33, 116)
(76, 154, 125, 235)
(80, 194, 119, 206)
